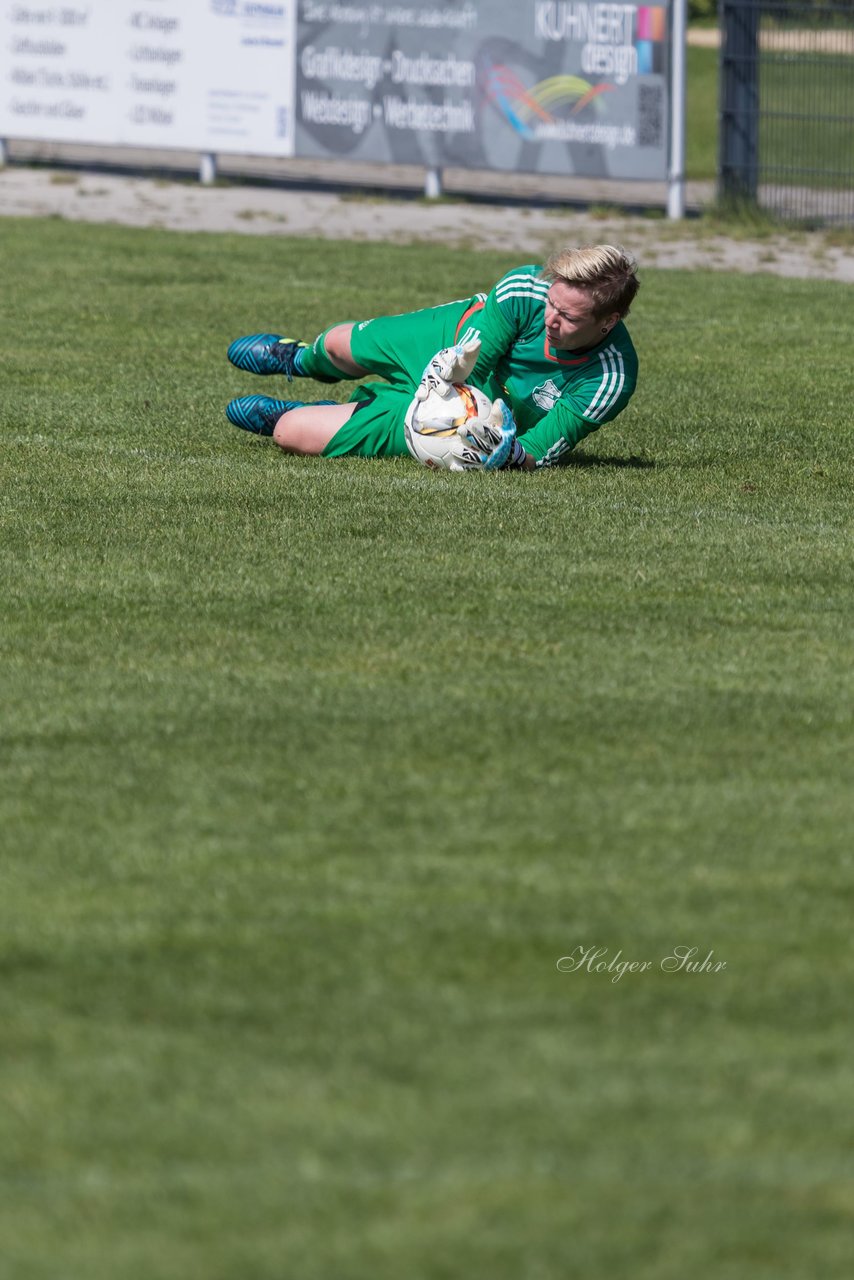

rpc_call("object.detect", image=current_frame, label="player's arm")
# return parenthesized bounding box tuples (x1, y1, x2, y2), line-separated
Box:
(516, 404, 604, 467)
(502, 445, 537, 471)
(466, 267, 544, 385)
(520, 358, 638, 466)
(457, 396, 589, 471)
(468, 292, 516, 383)
(450, 392, 606, 472)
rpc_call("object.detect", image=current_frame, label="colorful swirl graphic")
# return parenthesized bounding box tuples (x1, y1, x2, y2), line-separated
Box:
(483, 65, 615, 139)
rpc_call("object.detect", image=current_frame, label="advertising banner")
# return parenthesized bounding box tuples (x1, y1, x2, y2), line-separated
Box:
(0, 1, 297, 155)
(0, 2, 670, 180)
(295, 1, 671, 179)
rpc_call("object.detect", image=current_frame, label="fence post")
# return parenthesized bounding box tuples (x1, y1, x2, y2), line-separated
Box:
(719, 0, 760, 203)
(667, 0, 688, 219)
(424, 167, 442, 200)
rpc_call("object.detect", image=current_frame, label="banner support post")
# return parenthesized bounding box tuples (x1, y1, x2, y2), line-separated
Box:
(424, 167, 442, 200)
(199, 153, 217, 185)
(667, 0, 688, 219)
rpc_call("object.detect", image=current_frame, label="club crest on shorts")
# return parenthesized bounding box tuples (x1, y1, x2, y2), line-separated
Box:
(532, 379, 562, 411)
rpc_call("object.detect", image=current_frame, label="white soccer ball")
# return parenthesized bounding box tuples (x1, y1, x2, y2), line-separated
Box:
(404, 382, 492, 470)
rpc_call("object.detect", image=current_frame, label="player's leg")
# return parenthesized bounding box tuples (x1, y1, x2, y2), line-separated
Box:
(226, 385, 410, 459)
(319, 386, 410, 458)
(347, 299, 475, 392)
(227, 324, 365, 383)
(321, 324, 369, 377)
(227, 330, 350, 383)
(273, 403, 359, 455)
(226, 394, 340, 445)
(227, 297, 476, 389)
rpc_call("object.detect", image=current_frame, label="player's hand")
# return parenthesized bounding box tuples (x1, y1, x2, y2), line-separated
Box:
(445, 439, 486, 472)
(458, 398, 517, 470)
(415, 339, 482, 402)
(439, 337, 481, 384)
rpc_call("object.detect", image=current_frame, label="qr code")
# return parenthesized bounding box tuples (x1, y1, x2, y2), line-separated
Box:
(638, 84, 663, 148)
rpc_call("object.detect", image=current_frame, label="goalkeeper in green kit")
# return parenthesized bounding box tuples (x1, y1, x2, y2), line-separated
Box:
(225, 244, 640, 472)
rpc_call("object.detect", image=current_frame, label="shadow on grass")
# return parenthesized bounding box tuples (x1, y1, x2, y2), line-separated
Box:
(565, 453, 656, 469)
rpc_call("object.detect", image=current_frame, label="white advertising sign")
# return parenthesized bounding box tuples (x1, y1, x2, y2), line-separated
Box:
(0, 0, 297, 154)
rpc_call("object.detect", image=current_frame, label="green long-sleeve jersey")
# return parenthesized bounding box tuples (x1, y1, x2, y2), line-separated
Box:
(459, 265, 639, 467)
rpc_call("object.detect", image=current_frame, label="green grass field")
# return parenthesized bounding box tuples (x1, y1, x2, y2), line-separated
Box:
(2, 218, 853, 1279)
(687, 44, 719, 179)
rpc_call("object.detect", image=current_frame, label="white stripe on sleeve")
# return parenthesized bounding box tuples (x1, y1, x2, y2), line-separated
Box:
(585, 345, 625, 422)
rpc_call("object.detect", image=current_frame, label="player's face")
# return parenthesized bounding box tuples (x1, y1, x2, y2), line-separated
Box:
(544, 282, 618, 352)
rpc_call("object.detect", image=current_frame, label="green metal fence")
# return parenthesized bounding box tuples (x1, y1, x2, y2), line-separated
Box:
(719, 0, 854, 222)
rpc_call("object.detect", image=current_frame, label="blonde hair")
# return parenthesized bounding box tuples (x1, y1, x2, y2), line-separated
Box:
(542, 245, 639, 319)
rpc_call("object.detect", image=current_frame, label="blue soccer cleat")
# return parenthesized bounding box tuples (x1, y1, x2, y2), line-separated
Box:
(226, 395, 337, 437)
(226, 395, 301, 436)
(227, 333, 307, 379)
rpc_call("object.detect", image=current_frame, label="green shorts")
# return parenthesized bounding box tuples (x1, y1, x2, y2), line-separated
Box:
(321, 295, 484, 458)
(321, 384, 412, 459)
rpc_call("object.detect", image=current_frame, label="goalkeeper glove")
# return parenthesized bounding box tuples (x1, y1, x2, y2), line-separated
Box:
(446, 441, 486, 472)
(415, 338, 482, 402)
(458, 398, 520, 471)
